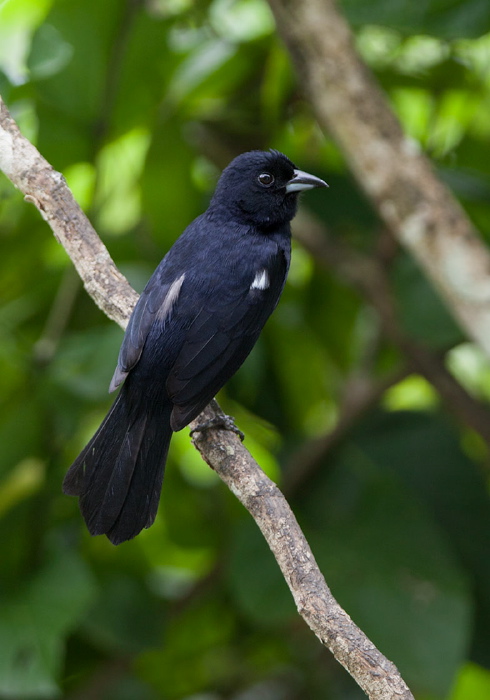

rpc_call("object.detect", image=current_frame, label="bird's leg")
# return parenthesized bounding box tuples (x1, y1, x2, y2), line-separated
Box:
(190, 414, 245, 441)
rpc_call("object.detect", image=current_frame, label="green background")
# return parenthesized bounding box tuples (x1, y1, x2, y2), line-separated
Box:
(1, 0, 490, 698)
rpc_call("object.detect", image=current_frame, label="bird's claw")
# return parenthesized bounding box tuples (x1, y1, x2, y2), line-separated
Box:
(190, 414, 245, 441)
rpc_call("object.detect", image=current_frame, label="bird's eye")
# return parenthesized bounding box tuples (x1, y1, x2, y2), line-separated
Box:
(258, 172, 275, 187)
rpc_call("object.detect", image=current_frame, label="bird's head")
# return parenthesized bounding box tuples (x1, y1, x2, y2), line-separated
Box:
(210, 150, 328, 228)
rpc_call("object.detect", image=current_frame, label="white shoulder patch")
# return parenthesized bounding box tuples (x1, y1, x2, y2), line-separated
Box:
(250, 269, 269, 291)
(156, 273, 185, 321)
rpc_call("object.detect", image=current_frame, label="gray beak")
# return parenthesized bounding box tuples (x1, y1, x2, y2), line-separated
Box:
(285, 168, 329, 193)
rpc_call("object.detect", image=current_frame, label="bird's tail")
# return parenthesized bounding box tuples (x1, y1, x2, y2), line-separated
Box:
(63, 386, 173, 545)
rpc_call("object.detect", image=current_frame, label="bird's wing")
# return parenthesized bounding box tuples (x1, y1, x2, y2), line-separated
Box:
(109, 272, 185, 392)
(167, 249, 288, 430)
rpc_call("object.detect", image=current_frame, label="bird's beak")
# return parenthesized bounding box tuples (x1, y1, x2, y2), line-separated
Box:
(285, 169, 329, 193)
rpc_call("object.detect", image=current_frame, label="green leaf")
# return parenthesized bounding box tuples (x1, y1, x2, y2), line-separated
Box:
(358, 411, 490, 665)
(31, 0, 121, 165)
(27, 23, 73, 80)
(0, 0, 53, 83)
(137, 595, 235, 698)
(209, 0, 275, 41)
(227, 520, 295, 626)
(167, 40, 237, 103)
(0, 399, 43, 477)
(450, 663, 490, 700)
(141, 116, 201, 247)
(341, 0, 490, 39)
(81, 575, 162, 654)
(49, 325, 122, 401)
(94, 127, 151, 235)
(0, 545, 97, 698)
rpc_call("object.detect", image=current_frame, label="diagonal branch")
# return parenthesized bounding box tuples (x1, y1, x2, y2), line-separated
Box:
(0, 95, 414, 700)
(191, 401, 414, 700)
(0, 98, 137, 329)
(268, 0, 490, 358)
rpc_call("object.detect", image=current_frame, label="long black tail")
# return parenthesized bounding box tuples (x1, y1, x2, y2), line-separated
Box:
(63, 385, 173, 545)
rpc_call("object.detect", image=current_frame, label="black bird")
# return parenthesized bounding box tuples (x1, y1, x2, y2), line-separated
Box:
(63, 150, 327, 544)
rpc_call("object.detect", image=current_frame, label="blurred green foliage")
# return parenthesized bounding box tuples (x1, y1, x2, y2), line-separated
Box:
(1, 0, 490, 698)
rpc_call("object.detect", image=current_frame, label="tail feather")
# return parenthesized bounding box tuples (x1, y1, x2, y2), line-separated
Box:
(106, 423, 172, 544)
(84, 413, 148, 536)
(63, 387, 173, 544)
(63, 396, 125, 497)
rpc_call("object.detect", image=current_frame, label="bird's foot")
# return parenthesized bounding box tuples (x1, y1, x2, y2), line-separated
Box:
(190, 414, 245, 441)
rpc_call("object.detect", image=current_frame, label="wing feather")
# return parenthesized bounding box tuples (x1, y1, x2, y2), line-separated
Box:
(109, 273, 185, 392)
(168, 249, 288, 430)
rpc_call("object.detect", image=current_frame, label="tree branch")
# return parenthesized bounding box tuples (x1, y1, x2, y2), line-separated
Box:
(191, 401, 414, 700)
(0, 95, 414, 700)
(268, 0, 490, 358)
(0, 98, 137, 329)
